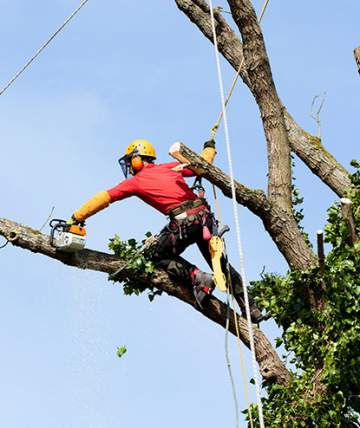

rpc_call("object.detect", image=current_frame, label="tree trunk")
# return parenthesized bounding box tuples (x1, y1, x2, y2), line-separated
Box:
(174, 0, 351, 196)
(227, 0, 292, 212)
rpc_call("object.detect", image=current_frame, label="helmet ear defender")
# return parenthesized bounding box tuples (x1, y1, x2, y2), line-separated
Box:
(119, 140, 156, 178)
(131, 155, 143, 172)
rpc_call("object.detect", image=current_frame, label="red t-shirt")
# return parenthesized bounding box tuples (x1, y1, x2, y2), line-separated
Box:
(107, 162, 197, 215)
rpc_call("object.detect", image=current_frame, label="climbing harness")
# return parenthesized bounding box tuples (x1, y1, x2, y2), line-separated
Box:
(208, 1, 267, 426)
(0, 0, 90, 97)
(166, 198, 211, 253)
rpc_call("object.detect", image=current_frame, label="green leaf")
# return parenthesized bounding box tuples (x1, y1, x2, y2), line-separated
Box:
(116, 346, 127, 358)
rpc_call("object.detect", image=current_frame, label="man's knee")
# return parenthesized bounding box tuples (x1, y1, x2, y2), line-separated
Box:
(155, 258, 195, 283)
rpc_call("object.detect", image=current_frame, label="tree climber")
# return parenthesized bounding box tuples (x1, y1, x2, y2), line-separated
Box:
(69, 139, 264, 322)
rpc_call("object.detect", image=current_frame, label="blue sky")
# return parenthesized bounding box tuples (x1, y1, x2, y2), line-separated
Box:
(0, 1, 359, 427)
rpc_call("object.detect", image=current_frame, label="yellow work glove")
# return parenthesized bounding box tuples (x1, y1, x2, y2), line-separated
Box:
(200, 139, 216, 165)
(191, 140, 217, 175)
(72, 191, 111, 223)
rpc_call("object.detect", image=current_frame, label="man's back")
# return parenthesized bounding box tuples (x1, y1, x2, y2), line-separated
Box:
(107, 162, 197, 215)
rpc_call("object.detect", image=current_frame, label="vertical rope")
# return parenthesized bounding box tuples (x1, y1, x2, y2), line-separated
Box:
(207, 2, 265, 427)
(212, 184, 254, 427)
(225, 289, 240, 428)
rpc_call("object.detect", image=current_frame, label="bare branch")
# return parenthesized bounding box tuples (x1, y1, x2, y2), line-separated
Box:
(39, 205, 55, 231)
(0, 217, 291, 385)
(310, 93, 326, 139)
(283, 111, 351, 197)
(175, 0, 351, 196)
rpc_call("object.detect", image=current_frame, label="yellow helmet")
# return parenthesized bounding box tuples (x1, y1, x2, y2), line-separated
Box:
(125, 139, 156, 159)
(119, 139, 156, 178)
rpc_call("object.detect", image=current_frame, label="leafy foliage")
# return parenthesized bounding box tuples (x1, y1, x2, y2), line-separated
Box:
(108, 233, 162, 302)
(116, 346, 127, 359)
(249, 162, 360, 427)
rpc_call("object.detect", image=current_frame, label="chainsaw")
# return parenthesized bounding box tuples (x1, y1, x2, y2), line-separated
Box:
(49, 219, 86, 252)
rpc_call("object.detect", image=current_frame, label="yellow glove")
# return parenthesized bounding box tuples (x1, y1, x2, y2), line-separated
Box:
(191, 140, 217, 175)
(200, 140, 216, 164)
(73, 191, 111, 222)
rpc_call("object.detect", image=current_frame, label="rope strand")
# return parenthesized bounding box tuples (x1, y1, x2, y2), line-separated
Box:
(212, 183, 254, 426)
(208, 1, 266, 427)
(0, 0, 90, 97)
(0, 239, 9, 250)
(225, 290, 240, 428)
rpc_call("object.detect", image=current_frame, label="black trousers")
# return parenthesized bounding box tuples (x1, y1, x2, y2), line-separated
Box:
(152, 212, 244, 295)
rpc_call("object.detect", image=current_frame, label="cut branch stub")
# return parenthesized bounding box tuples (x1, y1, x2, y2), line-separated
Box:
(341, 198, 358, 245)
(317, 230, 325, 274)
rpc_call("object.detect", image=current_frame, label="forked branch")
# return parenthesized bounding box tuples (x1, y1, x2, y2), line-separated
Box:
(174, 0, 351, 196)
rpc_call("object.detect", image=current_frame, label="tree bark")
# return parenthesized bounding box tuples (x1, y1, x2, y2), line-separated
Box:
(0, 217, 291, 385)
(174, 0, 351, 196)
(171, 143, 316, 270)
(340, 198, 358, 245)
(227, 0, 292, 212)
(354, 46, 360, 75)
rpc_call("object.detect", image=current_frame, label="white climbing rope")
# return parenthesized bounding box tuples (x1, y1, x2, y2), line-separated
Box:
(207, 2, 265, 427)
(0, 0, 90, 97)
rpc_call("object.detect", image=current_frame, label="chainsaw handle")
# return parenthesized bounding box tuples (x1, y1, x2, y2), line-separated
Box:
(49, 219, 68, 247)
(49, 218, 67, 228)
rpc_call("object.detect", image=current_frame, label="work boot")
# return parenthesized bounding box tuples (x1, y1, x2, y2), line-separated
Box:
(191, 268, 215, 309)
(235, 292, 266, 323)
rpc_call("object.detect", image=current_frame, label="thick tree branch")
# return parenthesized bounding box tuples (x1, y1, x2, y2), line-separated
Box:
(227, 0, 292, 212)
(171, 142, 269, 216)
(283, 111, 351, 196)
(174, 0, 351, 196)
(171, 143, 316, 270)
(354, 46, 360, 75)
(0, 217, 291, 385)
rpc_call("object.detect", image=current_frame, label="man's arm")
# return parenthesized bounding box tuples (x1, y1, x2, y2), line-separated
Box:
(72, 191, 111, 223)
(71, 178, 137, 223)
(178, 140, 216, 177)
